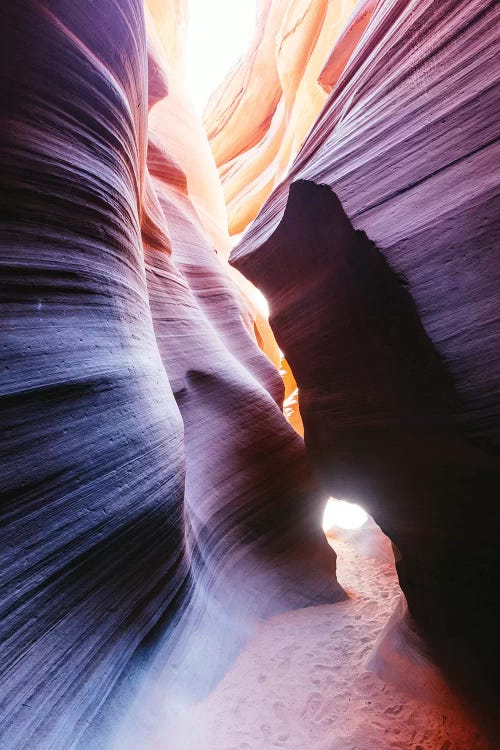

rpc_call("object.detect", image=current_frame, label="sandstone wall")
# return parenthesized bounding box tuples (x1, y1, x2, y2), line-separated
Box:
(0, 3, 341, 747)
(229, 0, 500, 730)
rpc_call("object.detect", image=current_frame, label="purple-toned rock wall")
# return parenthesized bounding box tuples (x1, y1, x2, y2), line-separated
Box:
(231, 0, 500, 730)
(0, 2, 340, 747)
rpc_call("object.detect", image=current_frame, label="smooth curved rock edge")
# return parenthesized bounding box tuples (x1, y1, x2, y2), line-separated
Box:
(0, 3, 343, 748)
(229, 0, 499, 736)
(232, 0, 500, 452)
(204, 0, 366, 235)
(232, 177, 500, 732)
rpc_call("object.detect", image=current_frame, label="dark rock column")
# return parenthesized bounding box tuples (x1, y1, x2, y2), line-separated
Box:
(232, 178, 500, 732)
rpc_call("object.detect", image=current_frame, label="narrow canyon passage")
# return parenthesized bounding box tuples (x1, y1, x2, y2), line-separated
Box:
(169, 521, 489, 750)
(0, 1, 498, 749)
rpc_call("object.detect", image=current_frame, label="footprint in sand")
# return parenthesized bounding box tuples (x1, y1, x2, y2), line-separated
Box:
(301, 692, 323, 717)
(272, 701, 287, 720)
(384, 704, 404, 716)
(274, 733, 289, 743)
(260, 723, 272, 737)
(353, 671, 377, 695)
(278, 643, 301, 657)
(312, 663, 338, 676)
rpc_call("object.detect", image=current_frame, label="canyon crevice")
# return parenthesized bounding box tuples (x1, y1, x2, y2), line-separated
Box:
(1, 1, 499, 748)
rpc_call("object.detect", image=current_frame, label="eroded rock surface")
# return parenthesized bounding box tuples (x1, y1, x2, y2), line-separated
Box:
(233, 181, 500, 730)
(0, 2, 341, 748)
(204, 0, 363, 234)
(230, 0, 500, 730)
(1, 0, 499, 746)
(232, 0, 500, 453)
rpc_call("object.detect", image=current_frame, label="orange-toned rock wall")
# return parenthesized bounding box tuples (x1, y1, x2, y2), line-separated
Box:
(204, 0, 365, 235)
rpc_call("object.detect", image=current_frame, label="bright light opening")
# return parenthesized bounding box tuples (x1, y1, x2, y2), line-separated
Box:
(322, 498, 368, 532)
(185, 0, 257, 115)
(251, 287, 269, 318)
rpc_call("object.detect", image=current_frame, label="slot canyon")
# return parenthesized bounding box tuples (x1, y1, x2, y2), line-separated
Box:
(0, 1, 499, 748)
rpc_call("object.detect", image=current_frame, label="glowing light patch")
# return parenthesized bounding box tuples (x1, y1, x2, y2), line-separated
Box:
(322, 498, 368, 532)
(251, 288, 269, 318)
(186, 0, 257, 114)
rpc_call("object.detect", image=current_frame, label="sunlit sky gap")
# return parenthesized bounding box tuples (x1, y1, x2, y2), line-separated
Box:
(185, 0, 257, 115)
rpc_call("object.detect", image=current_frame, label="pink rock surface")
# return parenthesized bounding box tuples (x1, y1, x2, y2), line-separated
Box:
(0, 2, 341, 747)
(232, 0, 500, 453)
(1, 0, 498, 747)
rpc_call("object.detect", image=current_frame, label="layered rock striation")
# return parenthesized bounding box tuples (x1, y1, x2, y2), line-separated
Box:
(0, 2, 341, 748)
(234, 179, 500, 721)
(1, 0, 499, 746)
(230, 0, 500, 731)
(204, 0, 365, 235)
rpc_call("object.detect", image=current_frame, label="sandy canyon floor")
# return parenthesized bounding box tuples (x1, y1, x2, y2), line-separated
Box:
(167, 520, 491, 750)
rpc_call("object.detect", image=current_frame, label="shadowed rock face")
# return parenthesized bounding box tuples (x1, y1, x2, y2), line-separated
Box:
(232, 178, 500, 729)
(0, 3, 342, 748)
(1, 0, 499, 746)
(232, 0, 500, 452)
(230, 3, 500, 727)
(1, 3, 187, 746)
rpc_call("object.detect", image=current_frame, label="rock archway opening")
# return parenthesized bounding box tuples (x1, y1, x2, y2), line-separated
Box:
(322, 497, 368, 533)
(2, 1, 497, 749)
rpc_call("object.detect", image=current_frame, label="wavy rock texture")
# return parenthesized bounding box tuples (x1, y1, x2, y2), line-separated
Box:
(0, 2, 342, 748)
(231, 0, 500, 732)
(204, 0, 366, 235)
(145, 0, 283, 369)
(2, 0, 499, 746)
